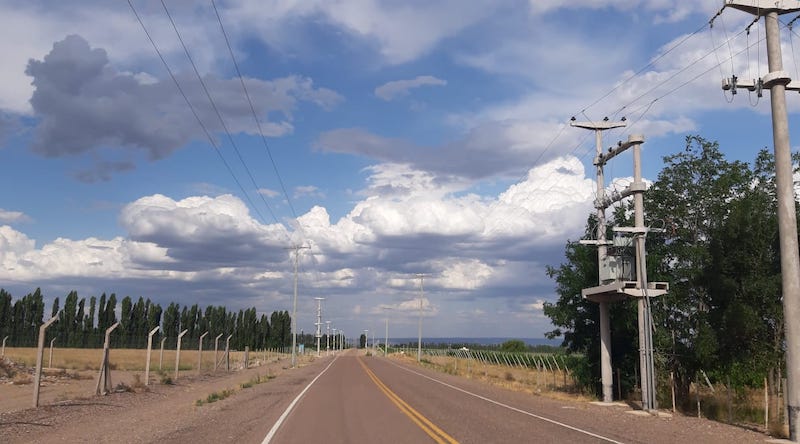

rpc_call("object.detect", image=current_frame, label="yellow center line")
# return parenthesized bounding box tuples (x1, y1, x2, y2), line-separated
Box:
(358, 357, 459, 444)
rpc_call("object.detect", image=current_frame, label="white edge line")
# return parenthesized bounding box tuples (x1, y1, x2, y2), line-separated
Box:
(262, 356, 338, 443)
(387, 359, 626, 444)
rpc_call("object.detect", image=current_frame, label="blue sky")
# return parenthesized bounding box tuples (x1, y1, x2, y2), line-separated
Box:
(0, 1, 794, 341)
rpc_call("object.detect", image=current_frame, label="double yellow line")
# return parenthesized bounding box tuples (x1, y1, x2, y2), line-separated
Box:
(358, 358, 459, 444)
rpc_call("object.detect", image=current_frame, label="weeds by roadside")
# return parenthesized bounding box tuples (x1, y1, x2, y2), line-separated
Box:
(196, 372, 275, 407)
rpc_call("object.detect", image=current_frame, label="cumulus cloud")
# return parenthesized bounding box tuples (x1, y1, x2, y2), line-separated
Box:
(25, 35, 341, 178)
(119, 194, 290, 269)
(375, 75, 446, 101)
(293, 185, 325, 199)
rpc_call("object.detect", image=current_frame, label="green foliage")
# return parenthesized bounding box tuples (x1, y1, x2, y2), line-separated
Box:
(499, 340, 527, 353)
(545, 135, 789, 403)
(0, 288, 291, 352)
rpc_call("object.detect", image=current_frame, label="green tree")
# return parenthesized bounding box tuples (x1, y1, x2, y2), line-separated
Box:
(499, 339, 527, 353)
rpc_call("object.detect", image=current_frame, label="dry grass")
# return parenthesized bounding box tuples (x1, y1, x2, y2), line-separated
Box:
(397, 353, 595, 403)
(2, 347, 251, 372)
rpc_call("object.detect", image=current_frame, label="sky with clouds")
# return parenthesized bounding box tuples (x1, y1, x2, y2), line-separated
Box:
(0, 0, 795, 341)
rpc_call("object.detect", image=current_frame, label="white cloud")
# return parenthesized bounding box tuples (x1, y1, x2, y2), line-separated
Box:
(375, 75, 446, 101)
(258, 188, 280, 198)
(0, 209, 30, 224)
(294, 185, 326, 199)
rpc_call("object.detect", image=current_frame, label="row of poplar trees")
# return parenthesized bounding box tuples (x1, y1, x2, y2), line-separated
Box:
(545, 136, 789, 409)
(0, 288, 292, 351)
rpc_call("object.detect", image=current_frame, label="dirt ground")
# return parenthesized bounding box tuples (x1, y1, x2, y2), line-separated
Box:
(0, 352, 283, 415)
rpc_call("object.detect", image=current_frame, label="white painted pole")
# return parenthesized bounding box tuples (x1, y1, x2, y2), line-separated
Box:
(145, 326, 159, 385)
(1, 335, 7, 357)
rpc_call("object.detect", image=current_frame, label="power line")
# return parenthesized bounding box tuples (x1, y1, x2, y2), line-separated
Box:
(210, 0, 298, 220)
(581, 21, 711, 116)
(160, 0, 282, 227)
(127, 0, 268, 228)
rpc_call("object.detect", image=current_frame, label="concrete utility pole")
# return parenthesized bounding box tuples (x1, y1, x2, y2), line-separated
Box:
(570, 117, 626, 403)
(287, 245, 310, 368)
(384, 307, 392, 357)
(415, 273, 428, 363)
(314, 297, 324, 357)
(363, 329, 369, 350)
(631, 135, 657, 412)
(325, 321, 331, 355)
(577, 130, 667, 412)
(721, 2, 800, 440)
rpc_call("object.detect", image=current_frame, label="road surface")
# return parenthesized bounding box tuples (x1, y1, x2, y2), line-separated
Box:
(0, 350, 769, 443)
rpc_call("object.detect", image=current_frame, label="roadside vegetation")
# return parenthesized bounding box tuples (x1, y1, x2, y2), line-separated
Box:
(545, 136, 792, 435)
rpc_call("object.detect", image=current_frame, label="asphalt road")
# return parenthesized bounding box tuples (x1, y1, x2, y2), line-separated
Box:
(267, 352, 620, 444)
(1, 350, 770, 443)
